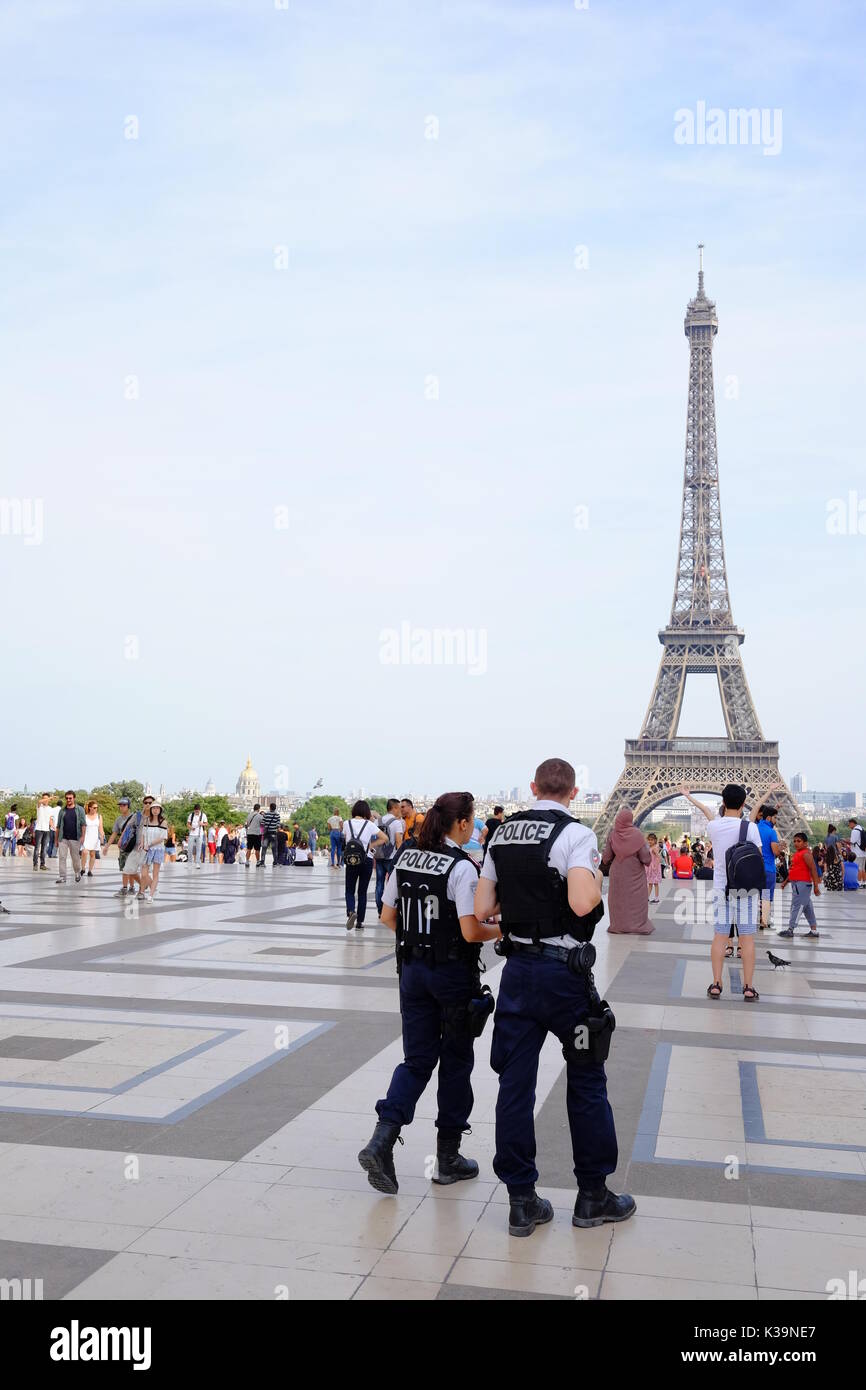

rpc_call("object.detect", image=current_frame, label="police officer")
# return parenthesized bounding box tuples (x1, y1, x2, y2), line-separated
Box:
(475, 757, 636, 1236)
(358, 792, 501, 1194)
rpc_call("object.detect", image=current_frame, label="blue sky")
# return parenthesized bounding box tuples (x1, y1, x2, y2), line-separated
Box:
(1, 0, 864, 798)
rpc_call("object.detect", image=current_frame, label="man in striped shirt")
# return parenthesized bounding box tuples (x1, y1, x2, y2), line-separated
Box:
(258, 803, 282, 868)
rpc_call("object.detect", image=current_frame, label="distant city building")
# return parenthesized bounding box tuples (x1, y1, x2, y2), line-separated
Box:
(810, 791, 864, 812)
(790, 772, 807, 794)
(204, 776, 216, 797)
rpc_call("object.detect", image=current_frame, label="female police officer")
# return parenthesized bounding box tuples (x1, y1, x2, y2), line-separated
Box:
(357, 792, 501, 1194)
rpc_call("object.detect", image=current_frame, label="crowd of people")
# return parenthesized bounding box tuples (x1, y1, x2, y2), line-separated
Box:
(2, 766, 865, 1237)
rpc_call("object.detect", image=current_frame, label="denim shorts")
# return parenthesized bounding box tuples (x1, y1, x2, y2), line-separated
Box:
(145, 847, 165, 865)
(712, 886, 758, 935)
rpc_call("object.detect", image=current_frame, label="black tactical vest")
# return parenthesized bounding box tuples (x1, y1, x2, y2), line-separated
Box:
(394, 843, 477, 964)
(488, 809, 599, 944)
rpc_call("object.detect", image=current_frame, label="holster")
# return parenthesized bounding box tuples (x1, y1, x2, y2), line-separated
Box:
(563, 940, 616, 1065)
(441, 984, 494, 1042)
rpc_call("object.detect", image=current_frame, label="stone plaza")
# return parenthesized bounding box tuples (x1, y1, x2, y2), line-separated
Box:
(0, 857, 864, 1301)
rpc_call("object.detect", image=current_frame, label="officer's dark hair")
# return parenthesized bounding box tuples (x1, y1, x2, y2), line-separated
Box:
(386, 798, 400, 812)
(351, 799, 372, 819)
(417, 793, 474, 851)
(721, 783, 747, 810)
(534, 758, 575, 798)
(493, 805, 504, 815)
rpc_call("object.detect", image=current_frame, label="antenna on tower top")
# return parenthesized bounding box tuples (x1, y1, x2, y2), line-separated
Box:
(697, 242, 705, 293)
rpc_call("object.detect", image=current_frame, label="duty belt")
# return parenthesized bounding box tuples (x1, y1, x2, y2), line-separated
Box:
(408, 944, 467, 963)
(509, 941, 571, 964)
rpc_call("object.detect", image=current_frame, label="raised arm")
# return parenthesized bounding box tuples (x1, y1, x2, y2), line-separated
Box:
(678, 786, 715, 822)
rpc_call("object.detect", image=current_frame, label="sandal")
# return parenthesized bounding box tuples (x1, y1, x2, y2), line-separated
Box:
(743, 985, 759, 1002)
(707, 981, 723, 999)
(724, 944, 734, 958)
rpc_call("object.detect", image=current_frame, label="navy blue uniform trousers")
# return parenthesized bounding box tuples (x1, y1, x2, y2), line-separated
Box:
(490, 952, 618, 1191)
(377, 958, 476, 1132)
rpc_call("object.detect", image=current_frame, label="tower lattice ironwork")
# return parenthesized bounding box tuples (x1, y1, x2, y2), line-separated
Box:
(593, 249, 805, 844)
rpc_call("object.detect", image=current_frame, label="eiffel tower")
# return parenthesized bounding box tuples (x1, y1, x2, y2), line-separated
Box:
(593, 249, 805, 844)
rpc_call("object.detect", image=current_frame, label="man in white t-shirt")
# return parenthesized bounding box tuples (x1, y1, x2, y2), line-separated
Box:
(186, 805, 208, 868)
(847, 818, 866, 885)
(680, 782, 781, 1004)
(33, 793, 57, 871)
(374, 799, 405, 918)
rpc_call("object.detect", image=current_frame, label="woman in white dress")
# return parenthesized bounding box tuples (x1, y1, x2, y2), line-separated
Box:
(81, 801, 105, 878)
(139, 801, 168, 902)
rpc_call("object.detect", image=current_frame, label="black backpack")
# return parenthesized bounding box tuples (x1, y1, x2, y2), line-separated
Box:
(725, 819, 766, 893)
(373, 814, 396, 862)
(343, 819, 367, 869)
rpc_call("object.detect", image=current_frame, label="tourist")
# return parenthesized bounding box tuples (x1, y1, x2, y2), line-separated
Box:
(778, 833, 821, 940)
(80, 800, 105, 878)
(602, 809, 653, 934)
(673, 843, 693, 879)
(342, 801, 388, 930)
(244, 804, 262, 866)
(186, 804, 208, 868)
(237, 822, 246, 860)
(293, 835, 313, 866)
(276, 822, 290, 864)
(813, 843, 825, 880)
(844, 852, 860, 891)
(480, 805, 505, 860)
(659, 837, 670, 878)
(373, 798, 404, 918)
(1, 804, 18, 857)
(327, 808, 344, 868)
(32, 793, 56, 871)
(165, 826, 178, 862)
(400, 798, 418, 843)
(292, 822, 302, 847)
(206, 823, 217, 863)
(680, 783, 773, 1003)
(54, 791, 86, 884)
(259, 802, 281, 867)
(221, 825, 239, 865)
(645, 832, 662, 905)
(139, 800, 167, 902)
(104, 796, 138, 895)
(308, 825, 318, 857)
(17, 818, 35, 855)
(358, 791, 500, 1196)
(823, 839, 843, 893)
(757, 805, 786, 926)
(847, 817, 866, 886)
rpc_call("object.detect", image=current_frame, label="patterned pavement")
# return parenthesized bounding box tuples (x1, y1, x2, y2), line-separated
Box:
(0, 855, 864, 1300)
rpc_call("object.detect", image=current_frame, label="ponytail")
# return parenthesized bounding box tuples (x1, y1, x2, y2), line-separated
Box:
(417, 792, 474, 851)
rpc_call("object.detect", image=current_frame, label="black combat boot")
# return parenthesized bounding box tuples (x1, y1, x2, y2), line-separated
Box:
(433, 1129, 479, 1186)
(572, 1186, 636, 1228)
(507, 1188, 554, 1237)
(357, 1120, 402, 1195)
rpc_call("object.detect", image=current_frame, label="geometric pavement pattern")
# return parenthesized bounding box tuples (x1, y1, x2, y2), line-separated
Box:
(0, 856, 864, 1300)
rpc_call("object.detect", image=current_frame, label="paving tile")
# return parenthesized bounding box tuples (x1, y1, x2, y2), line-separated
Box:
(606, 1214, 756, 1285)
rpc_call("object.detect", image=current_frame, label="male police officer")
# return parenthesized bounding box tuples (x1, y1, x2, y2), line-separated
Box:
(357, 792, 500, 1194)
(475, 758, 635, 1236)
